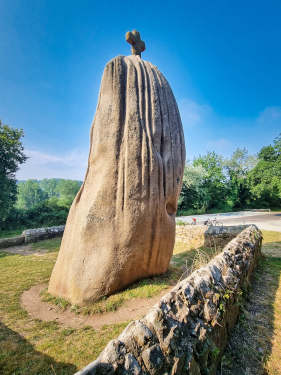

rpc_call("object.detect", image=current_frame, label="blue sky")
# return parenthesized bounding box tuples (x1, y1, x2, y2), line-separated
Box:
(1, 0, 281, 180)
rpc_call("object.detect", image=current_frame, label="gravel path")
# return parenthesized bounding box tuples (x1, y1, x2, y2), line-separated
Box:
(177, 211, 281, 232)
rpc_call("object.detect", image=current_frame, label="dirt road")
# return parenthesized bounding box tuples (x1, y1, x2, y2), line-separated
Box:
(177, 211, 281, 232)
(218, 212, 281, 232)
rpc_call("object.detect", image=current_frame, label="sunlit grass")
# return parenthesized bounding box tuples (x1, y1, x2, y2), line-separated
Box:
(0, 248, 128, 374)
(30, 237, 62, 252)
(40, 237, 221, 315)
(1, 233, 217, 374)
(1, 226, 263, 374)
(262, 230, 281, 244)
(262, 231, 281, 374)
(222, 230, 281, 374)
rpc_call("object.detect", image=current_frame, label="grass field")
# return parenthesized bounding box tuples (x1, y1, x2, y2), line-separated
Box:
(0, 230, 280, 374)
(0, 229, 23, 239)
(0, 234, 220, 374)
(221, 231, 281, 374)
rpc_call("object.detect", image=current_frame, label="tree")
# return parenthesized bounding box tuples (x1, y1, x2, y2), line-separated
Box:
(16, 180, 48, 210)
(224, 148, 256, 208)
(193, 152, 228, 210)
(178, 163, 208, 212)
(0, 121, 27, 227)
(248, 134, 281, 207)
(55, 179, 82, 206)
(39, 178, 60, 198)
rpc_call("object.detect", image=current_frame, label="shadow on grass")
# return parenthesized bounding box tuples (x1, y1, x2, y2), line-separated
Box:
(0, 321, 77, 375)
(221, 244, 281, 374)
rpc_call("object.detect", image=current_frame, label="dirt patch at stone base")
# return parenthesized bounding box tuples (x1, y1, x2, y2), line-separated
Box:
(1, 245, 49, 256)
(21, 284, 170, 329)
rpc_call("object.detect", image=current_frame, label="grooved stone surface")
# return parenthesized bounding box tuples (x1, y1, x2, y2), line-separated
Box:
(48, 55, 186, 305)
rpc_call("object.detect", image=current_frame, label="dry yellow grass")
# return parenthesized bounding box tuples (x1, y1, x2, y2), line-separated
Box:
(262, 230, 281, 244)
(265, 285, 281, 374)
(222, 230, 281, 375)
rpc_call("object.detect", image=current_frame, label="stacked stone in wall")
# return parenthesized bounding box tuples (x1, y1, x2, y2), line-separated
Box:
(0, 225, 65, 249)
(176, 224, 249, 252)
(0, 224, 248, 251)
(76, 225, 262, 375)
(0, 236, 25, 249)
(22, 225, 65, 243)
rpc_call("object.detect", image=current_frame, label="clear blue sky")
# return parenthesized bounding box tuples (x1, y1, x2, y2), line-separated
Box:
(1, 0, 281, 180)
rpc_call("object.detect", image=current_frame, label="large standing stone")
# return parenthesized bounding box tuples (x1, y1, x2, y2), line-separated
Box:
(48, 55, 186, 305)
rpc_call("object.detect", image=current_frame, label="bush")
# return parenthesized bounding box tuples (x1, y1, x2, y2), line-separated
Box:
(1, 200, 69, 230)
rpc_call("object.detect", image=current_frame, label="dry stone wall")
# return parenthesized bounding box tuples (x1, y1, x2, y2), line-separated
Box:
(22, 225, 65, 243)
(176, 224, 249, 252)
(0, 225, 65, 249)
(0, 235, 25, 249)
(0, 224, 246, 250)
(76, 225, 262, 375)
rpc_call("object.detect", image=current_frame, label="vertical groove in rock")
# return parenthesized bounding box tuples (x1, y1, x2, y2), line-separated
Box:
(48, 55, 186, 305)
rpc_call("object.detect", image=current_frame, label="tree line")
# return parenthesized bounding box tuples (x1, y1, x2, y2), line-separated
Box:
(0, 120, 280, 230)
(16, 179, 82, 210)
(2, 179, 82, 231)
(178, 135, 281, 214)
(0, 120, 82, 230)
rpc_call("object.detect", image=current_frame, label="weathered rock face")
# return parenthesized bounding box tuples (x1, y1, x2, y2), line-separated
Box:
(48, 55, 186, 305)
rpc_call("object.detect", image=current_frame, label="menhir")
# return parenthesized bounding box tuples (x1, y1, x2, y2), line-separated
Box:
(48, 55, 186, 305)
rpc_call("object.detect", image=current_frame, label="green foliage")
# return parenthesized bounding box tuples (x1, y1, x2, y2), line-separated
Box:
(178, 135, 280, 214)
(194, 151, 228, 210)
(16, 180, 48, 209)
(2, 178, 83, 230)
(224, 148, 257, 209)
(178, 163, 209, 212)
(3, 200, 69, 230)
(1, 123, 280, 229)
(0, 121, 27, 228)
(179, 152, 230, 213)
(55, 179, 82, 206)
(0, 229, 23, 239)
(248, 134, 281, 208)
(39, 178, 60, 198)
(16, 178, 82, 210)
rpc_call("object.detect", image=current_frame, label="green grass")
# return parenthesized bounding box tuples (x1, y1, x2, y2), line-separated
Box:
(0, 248, 128, 374)
(39, 238, 220, 315)
(6, 226, 276, 374)
(0, 229, 23, 239)
(221, 230, 281, 374)
(30, 237, 62, 252)
(40, 267, 179, 315)
(176, 219, 188, 226)
(264, 255, 281, 374)
(177, 207, 238, 216)
(0, 231, 221, 374)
